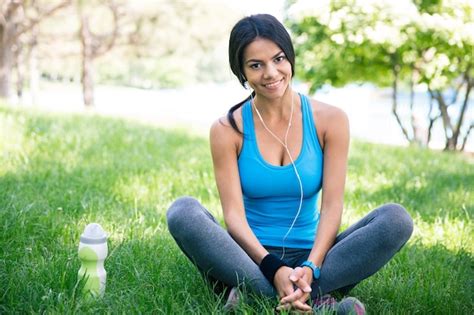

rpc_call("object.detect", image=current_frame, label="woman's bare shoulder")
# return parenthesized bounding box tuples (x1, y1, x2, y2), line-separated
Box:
(309, 98, 348, 122)
(209, 107, 243, 149)
(309, 98, 349, 131)
(308, 97, 349, 143)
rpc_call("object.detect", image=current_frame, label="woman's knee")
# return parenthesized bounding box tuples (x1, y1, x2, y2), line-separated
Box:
(166, 196, 203, 235)
(379, 203, 414, 244)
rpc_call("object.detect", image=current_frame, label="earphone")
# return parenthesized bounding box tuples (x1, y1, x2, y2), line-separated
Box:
(250, 86, 304, 260)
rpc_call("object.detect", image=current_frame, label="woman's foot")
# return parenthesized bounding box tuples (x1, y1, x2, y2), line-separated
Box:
(337, 297, 366, 315)
(223, 287, 240, 311)
(312, 294, 365, 314)
(312, 294, 338, 313)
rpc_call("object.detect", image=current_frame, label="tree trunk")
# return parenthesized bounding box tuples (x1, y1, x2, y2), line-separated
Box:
(0, 0, 70, 101)
(0, 24, 14, 99)
(452, 76, 472, 150)
(461, 123, 473, 151)
(81, 56, 94, 107)
(426, 94, 435, 145)
(28, 39, 39, 105)
(391, 65, 412, 143)
(431, 90, 455, 150)
(409, 73, 423, 146)
(14, 41, 24, 99)
(80, 16, 95, 107)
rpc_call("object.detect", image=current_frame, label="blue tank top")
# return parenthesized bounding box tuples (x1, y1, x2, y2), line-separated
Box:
(238, 94, 323, 249)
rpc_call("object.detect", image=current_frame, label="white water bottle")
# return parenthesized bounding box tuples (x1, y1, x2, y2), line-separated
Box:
(78, 223, 108, 296)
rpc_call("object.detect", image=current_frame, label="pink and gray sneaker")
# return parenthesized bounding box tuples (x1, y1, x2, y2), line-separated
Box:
(313, 294, 366, 315)
(223, 287, 240, 311)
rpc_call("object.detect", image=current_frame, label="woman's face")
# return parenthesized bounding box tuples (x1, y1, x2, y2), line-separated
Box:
(242, 37, 292, 100)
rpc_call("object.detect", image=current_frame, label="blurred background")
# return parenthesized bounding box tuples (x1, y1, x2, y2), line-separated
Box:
(1, 0, 472, 152)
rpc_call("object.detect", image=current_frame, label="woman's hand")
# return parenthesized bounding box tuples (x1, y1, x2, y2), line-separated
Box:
(280, 267, 313, 306)
(274, 266, 312, 312)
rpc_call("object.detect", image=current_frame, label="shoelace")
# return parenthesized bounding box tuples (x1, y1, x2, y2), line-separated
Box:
(313, 294, 338, 308)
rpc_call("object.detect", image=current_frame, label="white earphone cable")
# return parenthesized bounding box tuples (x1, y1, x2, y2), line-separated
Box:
(251, 91, 304, 260)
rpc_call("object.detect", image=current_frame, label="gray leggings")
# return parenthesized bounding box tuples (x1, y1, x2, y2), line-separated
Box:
(166, 197, 413, 298)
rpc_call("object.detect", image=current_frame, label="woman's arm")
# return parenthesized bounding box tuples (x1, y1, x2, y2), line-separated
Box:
(209, 118, 268, 264)
(308, 103, 350, 269)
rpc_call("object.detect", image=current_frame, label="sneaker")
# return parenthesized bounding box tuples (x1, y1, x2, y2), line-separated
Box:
(312, 295, 366, 315)
(312, 294, 338, 313)
(337, 297, 366, 315)
(223, 287, 240, 312)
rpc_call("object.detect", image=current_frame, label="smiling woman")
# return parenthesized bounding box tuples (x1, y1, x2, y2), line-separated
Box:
(244, 40, 291, 98)
(166, 14, 413, 314)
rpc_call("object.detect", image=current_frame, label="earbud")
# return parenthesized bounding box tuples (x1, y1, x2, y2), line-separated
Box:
(244, 81, 250, 90)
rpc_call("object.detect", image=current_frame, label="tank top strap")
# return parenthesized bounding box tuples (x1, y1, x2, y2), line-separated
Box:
(242, 99, 253, 138)
(242, 101, 253, 134)
(301, 94, 321, 152)
(240, 100, 256, 155)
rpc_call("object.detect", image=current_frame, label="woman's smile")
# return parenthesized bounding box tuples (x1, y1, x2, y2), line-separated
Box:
(263, 78, 284, 90)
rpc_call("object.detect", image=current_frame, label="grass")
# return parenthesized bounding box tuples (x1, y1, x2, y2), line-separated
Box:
(0, 104, 472, 314)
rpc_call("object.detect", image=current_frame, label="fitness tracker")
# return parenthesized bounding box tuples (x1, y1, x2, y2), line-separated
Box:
(300, 260, 321, 280)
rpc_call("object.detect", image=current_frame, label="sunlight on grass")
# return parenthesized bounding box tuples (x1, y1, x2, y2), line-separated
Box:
(413, 214, 473, 253)
(348, 172, 395, 193)
(113, 174, 160, 204)
(1, 105, 472, 314)
(0, 112, 31, 175)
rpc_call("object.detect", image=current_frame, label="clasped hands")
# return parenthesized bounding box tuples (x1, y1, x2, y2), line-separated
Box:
(274, 266, 314, 313)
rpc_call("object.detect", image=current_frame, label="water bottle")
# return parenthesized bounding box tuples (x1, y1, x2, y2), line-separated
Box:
(78, 223, 108, 296)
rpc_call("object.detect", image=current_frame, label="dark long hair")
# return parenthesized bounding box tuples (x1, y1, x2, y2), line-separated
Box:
(227, 14, 295, 134)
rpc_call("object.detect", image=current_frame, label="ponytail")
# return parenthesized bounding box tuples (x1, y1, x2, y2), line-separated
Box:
(226, 91, 255, 134)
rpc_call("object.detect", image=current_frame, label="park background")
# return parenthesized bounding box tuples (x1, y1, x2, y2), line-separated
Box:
(1, 0, 473, 313)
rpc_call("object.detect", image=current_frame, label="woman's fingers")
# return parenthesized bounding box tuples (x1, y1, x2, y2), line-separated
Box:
(292, 300, 312, 312)
(275, 303, 291, 312)
(289, 266, 304, 281)
(289, 267, 312, 293)
(274, 266, 298, 297)
(291, 277, 312, 293)
(276, 299, 312, 313)
(280, 290, 310, 308)
(280, 288, 304, 304)
(275, 266, 313, 312)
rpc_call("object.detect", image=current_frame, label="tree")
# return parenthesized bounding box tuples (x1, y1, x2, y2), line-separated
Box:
(0, 0, 70, 99)
(288, 0, 473, 151)
(3, 0, 240, 106)
(50, 0, 236, 106)
(77, 0, 121, 107)
(92, 0, 237, 88)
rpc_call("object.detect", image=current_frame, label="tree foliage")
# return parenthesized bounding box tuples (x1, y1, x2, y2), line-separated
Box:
(288, 0, 473, 151)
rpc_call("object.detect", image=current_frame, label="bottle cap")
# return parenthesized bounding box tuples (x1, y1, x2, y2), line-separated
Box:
(80, 223, 107, 244)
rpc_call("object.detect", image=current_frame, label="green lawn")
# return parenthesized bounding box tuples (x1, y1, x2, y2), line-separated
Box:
(0, 104, 472, 314)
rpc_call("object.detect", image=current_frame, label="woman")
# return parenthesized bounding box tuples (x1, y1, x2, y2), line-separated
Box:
(167, 14, 413, 313)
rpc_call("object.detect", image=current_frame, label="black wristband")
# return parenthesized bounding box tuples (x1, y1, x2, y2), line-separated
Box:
(259, 254, 288, 284)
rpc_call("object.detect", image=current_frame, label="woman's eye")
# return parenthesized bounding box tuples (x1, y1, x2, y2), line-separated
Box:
(250, 63, 261, 69)
(275, 56, 286, 63)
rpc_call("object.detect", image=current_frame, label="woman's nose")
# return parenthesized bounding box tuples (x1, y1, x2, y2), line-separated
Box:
(263, 63, 278, 79)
